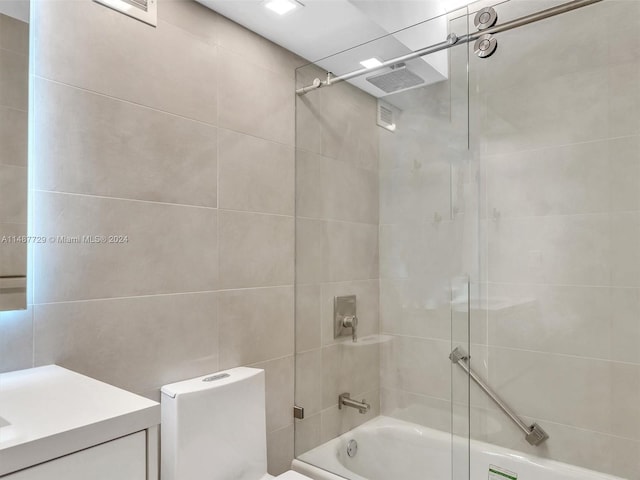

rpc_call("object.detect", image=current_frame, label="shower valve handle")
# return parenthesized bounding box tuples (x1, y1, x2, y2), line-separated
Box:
(342, 315, 358, 342)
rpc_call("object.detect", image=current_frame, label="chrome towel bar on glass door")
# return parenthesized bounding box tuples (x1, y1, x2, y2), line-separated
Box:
(449, 347, 549, 446)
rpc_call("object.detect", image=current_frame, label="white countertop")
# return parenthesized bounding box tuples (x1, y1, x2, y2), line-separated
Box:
(0, 365, 160, 476)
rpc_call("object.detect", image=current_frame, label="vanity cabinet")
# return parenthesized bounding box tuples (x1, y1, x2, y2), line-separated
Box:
(0, 366, 160, 480)
(4, 432, 146, 480)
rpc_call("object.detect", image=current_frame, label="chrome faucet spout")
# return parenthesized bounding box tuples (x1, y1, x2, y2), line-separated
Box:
(338, 392, 370, 414)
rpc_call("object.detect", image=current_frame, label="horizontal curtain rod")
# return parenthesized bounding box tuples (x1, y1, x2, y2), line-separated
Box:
(296, 0, 603, 95)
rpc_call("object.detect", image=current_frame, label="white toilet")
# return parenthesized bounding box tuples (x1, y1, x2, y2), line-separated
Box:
(161, 367, 312, 480)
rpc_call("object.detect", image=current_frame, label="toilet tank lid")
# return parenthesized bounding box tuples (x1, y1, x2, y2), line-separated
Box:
(161, 367, 263, 398)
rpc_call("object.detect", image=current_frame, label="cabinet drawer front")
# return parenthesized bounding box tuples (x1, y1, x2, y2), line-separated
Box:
(4, 431, 146, 480)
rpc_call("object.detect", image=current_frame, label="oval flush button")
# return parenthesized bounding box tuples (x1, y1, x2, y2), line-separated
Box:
(203, 373, 230, 382)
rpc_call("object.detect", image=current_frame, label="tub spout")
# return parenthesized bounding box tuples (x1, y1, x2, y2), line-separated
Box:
(339, 393, 370, 414)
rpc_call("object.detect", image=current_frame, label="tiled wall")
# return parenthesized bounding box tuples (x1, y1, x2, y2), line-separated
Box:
(294, 68, 381, 454)
(2, 0, 638, 477)
(470, 1, 640, 477)
(0, 0, 302, 474)
(0, 13, 28, 310)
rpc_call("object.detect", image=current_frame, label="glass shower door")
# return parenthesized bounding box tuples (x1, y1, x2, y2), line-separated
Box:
(469, 0, 640, 478)
(293, 8, 473, 480)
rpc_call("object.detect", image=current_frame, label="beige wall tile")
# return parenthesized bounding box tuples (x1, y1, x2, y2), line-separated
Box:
(216, 15, 304, 76)
(610, 288, 640, 365)
(267, 425, 294, 476)
(295, 91, 323, 156)
(487, 283, 633, 362)
(320, 82, 378, 171)
(611, 435, 640, 480)
(33, 293, 219, 395)
(486, 137, 640, 218)
(33, 192, 218, 303)
(0, 106, 27, 167)
(296, 150, 379, 224)
(295, 283, 321, 353)
(321, 342, 379, 410)
(34, 78, 218, 206)
(380, 220, 462, 282)
(380, 278, 452, 340)
(218, 129, 294, 215)
(379, 162, 451, 225)
(0, 307, 33, 373)
(0, 14, 29, 55)
(380, 336, 452, 401)
(218, 210, 294, 289)
(0, 223, 26, 276)
(157, 0, 218, 46)
(0, 47, 28, 111)
(324, 220, 378, 283)
(295, 218, 326, 285)
(475, 64, 608, 156)
(218, 47, 294, 146)
(487, 346, 640, 440)
(218, 286, 294, 368)
(0, 165, 26, 224)
(34, 0, 218, 124)
(251, 355, 294, 432)
(295, 349, 322, 416)
(380, 388, 451, 433)
(487, 213, 610, 286)
(294, 413, 321, 457)
(610, 212, 640, 288)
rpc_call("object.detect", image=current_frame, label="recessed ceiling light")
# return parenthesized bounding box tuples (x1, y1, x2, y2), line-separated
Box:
(263, 0, 302, 16)
(360, 57, 383, 69)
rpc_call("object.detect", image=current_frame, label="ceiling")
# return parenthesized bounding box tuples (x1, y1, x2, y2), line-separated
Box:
(196, 0, 473, 97)
(0, 0, 29, 23)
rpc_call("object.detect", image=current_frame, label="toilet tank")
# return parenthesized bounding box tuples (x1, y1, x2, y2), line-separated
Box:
(161, 367, 268, 480)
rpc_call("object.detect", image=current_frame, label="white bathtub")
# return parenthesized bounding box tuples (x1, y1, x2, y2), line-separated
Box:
(292, 416, 624, 480)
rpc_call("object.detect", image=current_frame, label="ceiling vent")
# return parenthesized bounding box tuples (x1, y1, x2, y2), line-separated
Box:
(377, 100, 397, 132)
(94, 0, 157, 26)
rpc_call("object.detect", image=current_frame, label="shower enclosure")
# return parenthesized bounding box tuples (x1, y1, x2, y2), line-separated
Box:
(293, 1, 640, 479)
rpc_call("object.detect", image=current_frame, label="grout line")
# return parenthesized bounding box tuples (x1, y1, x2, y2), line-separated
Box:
(32, 284, 295, 307)
(296, 215, 380, 227)
(480, 132, 640, 159)
(249, 352, 295, 367)
(467, 401, 640, 444)
(485, 281, 640, 289)
(481, 210, 640, 221)
(34, 190, 297, 218)
(296, 279, 380, 286)
(33, 75, 219, 128)
(34, 189, 218, 210)
(483, 281, 640, 289)
(0, 103, 28, 114)
(219, 207, 294, 219)
(477, 343, 640, 368)
(375, 332, 640, 367)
